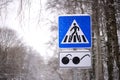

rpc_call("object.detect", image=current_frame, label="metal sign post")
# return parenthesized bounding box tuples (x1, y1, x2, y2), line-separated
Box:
(73, 68, 78, 80)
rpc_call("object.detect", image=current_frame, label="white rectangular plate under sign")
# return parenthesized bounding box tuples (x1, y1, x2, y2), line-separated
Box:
(59, 51, 91, 68)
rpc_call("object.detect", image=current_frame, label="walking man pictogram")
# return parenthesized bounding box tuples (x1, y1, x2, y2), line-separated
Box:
(69, 23, 79, 42)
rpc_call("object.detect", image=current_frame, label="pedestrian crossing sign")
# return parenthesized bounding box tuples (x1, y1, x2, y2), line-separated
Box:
(58, 14, 92, 48)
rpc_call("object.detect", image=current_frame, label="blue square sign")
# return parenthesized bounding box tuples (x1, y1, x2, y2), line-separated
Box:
(58, 14, 92, 48)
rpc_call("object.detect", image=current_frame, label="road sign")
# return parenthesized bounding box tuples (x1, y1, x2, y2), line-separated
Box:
(58, 14, 92, 48)
(59, 51, 91, 68)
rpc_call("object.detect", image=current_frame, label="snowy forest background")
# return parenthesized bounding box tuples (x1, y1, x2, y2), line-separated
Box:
(0, 0, 120, 80)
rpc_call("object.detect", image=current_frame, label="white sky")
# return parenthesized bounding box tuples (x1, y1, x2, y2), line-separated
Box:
(0, 0, 55, 59)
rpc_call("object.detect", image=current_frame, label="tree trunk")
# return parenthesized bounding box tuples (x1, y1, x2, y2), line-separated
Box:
(104, 0, 120, 80)
(92, 0, 104, 80)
